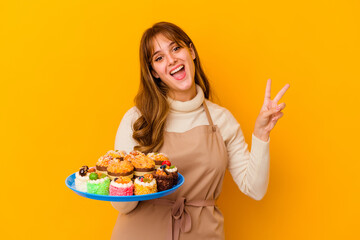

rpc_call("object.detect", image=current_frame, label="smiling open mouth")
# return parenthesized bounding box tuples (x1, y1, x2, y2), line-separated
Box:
(170, 65, 186, 80)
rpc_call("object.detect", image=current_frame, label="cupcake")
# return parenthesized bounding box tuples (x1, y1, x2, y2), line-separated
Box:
(165, 165, 179, 185)
(87, 172, 111, 195)
(129, 150, 145, 157)
(131, 155, 155, 177)
(124, 154, 136, 162)
(75, 166, 90, 192)
(134, 174, 157, 195)
(109, 177, 134, 196)
(124, 150, 145, 162)
(153, 165, 174, 192)
(106, 150, 126, 161)
(107, 160, 134, 180)
(96, 155, 118, 175)
(147, 152, 169, 169)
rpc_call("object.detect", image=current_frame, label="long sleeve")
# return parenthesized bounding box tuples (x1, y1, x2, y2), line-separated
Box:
(112, 107, 140, 214)
(222, 109, 270, 200)
(114, 107, 140, 153)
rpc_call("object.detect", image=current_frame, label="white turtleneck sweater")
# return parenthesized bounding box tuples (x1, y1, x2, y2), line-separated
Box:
(112, 85, 270, 213)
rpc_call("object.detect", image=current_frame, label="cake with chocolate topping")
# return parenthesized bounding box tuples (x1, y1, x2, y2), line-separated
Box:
(134, 174, 157, 195)
(165, 165, 179, 185)
(109, 177, 134, 196)
(147, 152, 169, 169)
(131, 155, 155, 177)
(107, 160, 134, 180)
(153, 165, 174, 192)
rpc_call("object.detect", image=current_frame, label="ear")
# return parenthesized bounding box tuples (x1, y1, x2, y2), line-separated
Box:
(189, 43, 196, 60)
(151, 69, 159, 78)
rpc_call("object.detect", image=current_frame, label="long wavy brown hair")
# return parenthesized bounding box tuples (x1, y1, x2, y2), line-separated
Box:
(133, 22, 211, 153)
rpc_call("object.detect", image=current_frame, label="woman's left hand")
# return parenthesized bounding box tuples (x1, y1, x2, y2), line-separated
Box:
(253, 79, 290, 141)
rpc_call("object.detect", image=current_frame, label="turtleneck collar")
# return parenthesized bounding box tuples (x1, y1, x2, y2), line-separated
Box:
(167, 84, 204, 113)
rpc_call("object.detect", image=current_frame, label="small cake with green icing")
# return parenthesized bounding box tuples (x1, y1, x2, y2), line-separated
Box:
(87, 172, 110, 195)
(134, 174, 157, 195)
(147, 152, 169, 169)
(107, 160, 134, 180)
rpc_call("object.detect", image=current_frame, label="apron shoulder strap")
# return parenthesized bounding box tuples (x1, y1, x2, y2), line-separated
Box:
(202, 100, 216, 132)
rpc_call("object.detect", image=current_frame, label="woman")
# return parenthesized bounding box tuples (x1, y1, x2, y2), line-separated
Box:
(111, 22, 289, 240)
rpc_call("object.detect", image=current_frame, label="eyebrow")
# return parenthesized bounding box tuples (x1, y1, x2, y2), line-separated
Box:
(152, 41, 176, 59)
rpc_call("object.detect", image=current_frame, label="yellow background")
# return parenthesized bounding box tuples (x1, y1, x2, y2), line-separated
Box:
(1, 0, 359, 239)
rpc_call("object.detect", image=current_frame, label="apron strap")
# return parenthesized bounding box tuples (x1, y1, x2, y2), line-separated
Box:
(148, 198, 216, 240)
(203, 101, 216, 132)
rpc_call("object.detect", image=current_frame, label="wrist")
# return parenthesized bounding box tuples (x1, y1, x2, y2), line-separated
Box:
(253, 129, 270, 142)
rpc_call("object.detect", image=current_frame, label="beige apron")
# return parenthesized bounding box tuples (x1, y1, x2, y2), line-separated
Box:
(112, 101, 229, 240)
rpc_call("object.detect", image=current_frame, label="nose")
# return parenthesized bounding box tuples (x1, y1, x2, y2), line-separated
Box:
(166, 53, 177, 66)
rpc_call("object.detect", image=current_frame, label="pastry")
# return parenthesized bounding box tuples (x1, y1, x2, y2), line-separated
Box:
(96, 155, 118, 175)
(134, 174, 157, 195)
(131, 155, 155, 177)
(87, 172, 110, 195)
(165, 165, 178, 185)
(107, 160, 134, 180)
(147, 152, 169, 169)
(75, 166, 90, 192)
(106, 150, 126, 161)
(153, 165, 174, 192)
(109, 177, 134, 196)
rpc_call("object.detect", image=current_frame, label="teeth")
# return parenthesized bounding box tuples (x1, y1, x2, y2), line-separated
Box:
(170, 65, 184, 75)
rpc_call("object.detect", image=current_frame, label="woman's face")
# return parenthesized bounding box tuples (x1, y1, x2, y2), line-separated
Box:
(150, 34, 196, 101)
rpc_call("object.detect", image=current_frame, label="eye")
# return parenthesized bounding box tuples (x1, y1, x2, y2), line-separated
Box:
(154, 56, 163, 62)
(173, 46, 181, 51)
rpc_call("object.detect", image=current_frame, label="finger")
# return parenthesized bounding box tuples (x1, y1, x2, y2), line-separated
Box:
(271, 112, 284, 121)
(268, 112, 285, 131)
(273, 83, 290, 104)
(262, 107, 278, 118)
(262, 103, 285, 118)
(265, 121, 276, 132)
(264, 79, 272, 100)
(276, 102, 286, 111)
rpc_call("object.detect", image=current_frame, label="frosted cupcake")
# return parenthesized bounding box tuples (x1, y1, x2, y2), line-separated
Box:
(134, 174, 157, 195)
(147, 152, 169, 169)
(131, 155, 155, 178)
(96, 155, 118, 175)
(165, 165, 179, 185)
(129, 150, 145, 157)
(153, 165, 174, 192)
(106, 150, 126, 161)
(109, 177, 134, 196)
(75, 166, 90, 192)
(124, 154, 135, 162)
(124, 150, 145, 162)
(87, 172, 111, 195)
(107, 160, 134, 180)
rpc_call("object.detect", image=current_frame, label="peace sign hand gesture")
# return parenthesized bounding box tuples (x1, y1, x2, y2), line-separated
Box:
(253, 79, 290, 142)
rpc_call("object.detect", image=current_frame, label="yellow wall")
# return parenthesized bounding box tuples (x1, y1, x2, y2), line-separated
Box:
(1, 0, 359, 239)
